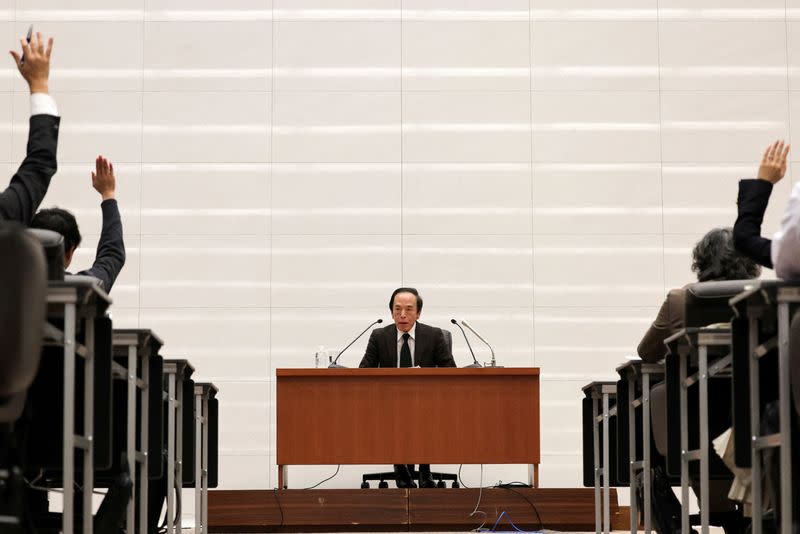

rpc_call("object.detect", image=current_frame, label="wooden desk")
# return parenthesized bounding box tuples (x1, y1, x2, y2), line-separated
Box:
(276, 367, 540, 489)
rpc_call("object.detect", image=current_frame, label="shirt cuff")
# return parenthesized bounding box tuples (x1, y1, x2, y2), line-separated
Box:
(30, 93, 59, 117)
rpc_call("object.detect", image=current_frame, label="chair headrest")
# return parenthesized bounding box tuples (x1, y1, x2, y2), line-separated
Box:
(684, 280, 754, 328)
(0, 223, 47, 422)
(25, 228, 64, 281)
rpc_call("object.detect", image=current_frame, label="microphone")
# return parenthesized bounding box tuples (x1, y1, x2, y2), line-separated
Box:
(329, 318, 383, 368)
(461, 320, 500, 368)
(451, 319, 482, 368)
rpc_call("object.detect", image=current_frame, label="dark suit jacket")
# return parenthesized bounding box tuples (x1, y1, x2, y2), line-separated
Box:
(0, 115, 60, 223)
(359, 322, 456, 368)
(733, 178, 773, 269)
(72, 199, 126, 292)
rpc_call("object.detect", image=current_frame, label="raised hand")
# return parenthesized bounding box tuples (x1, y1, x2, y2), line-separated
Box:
(757, 140, 791, 185)
(92, 156, 116, 201)
(9, 32, 53, 94)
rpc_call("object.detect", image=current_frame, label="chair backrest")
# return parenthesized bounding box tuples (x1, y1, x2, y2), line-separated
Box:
(791, 310, 800, 416)
(0, 223, 47, 423)
(441, 328, 453, 359)
(26, 228, 64, 281)
(684, 280, 755, 328)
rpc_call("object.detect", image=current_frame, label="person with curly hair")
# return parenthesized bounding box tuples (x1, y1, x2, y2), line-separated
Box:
(636, 228, 760, 534)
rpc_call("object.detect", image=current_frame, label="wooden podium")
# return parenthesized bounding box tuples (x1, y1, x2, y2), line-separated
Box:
(276, 367, 540, 489)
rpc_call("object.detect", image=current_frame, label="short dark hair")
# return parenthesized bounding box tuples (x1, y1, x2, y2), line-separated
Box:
(30, 208, 82, 253)
(389, 287, 423, 313)
(692, 227, 761, 282)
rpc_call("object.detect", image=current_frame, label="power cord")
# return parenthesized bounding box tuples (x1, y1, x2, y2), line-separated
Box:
(273, 487, 285, 527)
(492, 483, 544, 532)
(458, 464, 470, 488)
(469, 464, 487, 531)
(490, 510, 541, 533)
(301, 465, 341, 490)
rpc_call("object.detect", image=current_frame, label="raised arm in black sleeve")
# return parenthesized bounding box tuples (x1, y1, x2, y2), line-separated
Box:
(77, 198, 125, 292)
(733, 179, 773, 269)
(0, 115, 59, 223)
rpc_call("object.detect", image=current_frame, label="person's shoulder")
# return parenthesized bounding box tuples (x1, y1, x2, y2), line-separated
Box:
(415, 322, 442, 337)
(374, 323, 394, 336)
(665, 286, 688, 306)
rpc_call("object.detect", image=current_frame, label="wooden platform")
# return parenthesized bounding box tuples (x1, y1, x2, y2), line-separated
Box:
(208, 488, 624, 532)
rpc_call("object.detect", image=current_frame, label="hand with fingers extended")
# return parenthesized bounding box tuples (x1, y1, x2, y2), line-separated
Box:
(9, 31, 53, 94)
(758, 140, 791, 185)
(92, 156, 116, 201)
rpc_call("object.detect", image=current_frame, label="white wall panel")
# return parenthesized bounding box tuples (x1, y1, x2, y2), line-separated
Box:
(140, 163, 270, 235)
(532, 92, 660, 163)
(403, 91, 531, 162)
(402, 20, 530, 91)
(533, 235, 664, 307)
(533, 163, 662, 235)
(139, 236, 270, 308)
(531, 21, 659, 91)
(274, 21, 399, 91)
(273, 92, 400, 162)
(142, 92, 271, 163)
(144, 21, 272, 92)
(403, 163, 532, 235)
(660, 21, 787, 91)
(271, 163, 400, 235)
(660, 92, 789, 164)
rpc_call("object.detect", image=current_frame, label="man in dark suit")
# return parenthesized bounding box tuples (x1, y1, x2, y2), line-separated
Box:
(359, 287, 456, 488)
(30, 156, 126, 292)
(0, 32, 59, 223)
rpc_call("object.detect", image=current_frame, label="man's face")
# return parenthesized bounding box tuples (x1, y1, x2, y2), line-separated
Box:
(392, 292, 419, 332)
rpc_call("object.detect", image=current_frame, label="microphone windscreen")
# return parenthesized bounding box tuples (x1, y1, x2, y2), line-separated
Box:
(376, 318, 383, 323)
(450, 318, 457, 324)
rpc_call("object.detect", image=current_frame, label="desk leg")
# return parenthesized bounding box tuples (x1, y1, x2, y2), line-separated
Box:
(527, 464, 539, 488)
(278, 465, 288, 489)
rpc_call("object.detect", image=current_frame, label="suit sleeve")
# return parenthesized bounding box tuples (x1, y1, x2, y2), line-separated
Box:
(434, 328, 456, 368)
(733, 179, 774, 269)
(637, 295, 674, 364)
(0, 115, 60, 223)
(77, 199, 126, 292)
(773, 182, 800, 279)
(359, 330, 381, 368)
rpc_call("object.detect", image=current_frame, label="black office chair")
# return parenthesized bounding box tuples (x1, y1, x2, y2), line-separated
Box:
(360, 328, 460, 489)
(0, 223, 49, 530)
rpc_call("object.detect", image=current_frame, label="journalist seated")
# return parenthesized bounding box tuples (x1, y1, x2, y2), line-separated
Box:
(638, 227, 760, 534)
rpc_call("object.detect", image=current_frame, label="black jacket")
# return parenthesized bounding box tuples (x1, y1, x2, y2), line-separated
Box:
(733, 178, 773, 269)
(72, 199, 126, 292)
(0, 115, 60, 223)
(359, 322, 456, 368)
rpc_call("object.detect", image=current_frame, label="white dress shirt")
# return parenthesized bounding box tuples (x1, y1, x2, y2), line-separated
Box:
(30, 93, 58, 117)
(772, 182, 800, 279)
(396, 323, 417, 367)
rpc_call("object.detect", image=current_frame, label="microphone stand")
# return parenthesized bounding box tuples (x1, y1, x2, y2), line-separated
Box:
(451, 319, 482, 368)
(328, 319, 383, 368)
(461, 320, 501, 367)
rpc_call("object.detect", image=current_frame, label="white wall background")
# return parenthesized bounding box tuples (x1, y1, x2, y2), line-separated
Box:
(14, 0, 800, 507)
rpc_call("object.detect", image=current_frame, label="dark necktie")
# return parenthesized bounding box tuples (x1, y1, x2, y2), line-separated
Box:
(400, 332, 412, 368)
